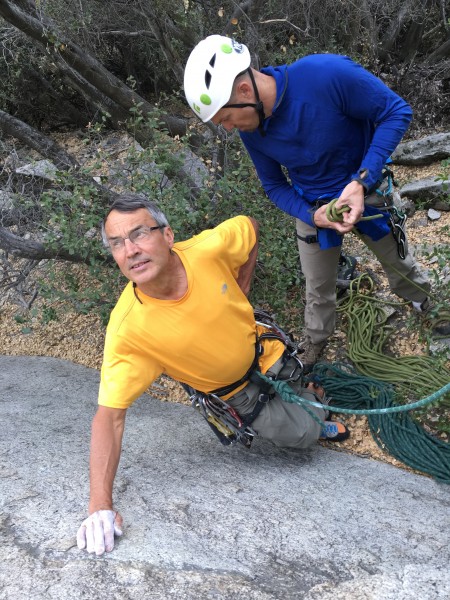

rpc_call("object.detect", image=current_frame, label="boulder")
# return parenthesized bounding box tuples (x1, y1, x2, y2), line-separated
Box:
(392, 132, 450, 165)
(399, 177, 450, 209)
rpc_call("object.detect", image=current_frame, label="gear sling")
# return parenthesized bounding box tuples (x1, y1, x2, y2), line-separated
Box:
(181, 310, 304, 448)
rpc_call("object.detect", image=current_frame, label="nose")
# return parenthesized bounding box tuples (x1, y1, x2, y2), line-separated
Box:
(124, 237, 140, 256)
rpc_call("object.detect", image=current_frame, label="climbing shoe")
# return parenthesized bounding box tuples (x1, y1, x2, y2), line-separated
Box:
(298, 336, 327, 373)
(319, 420, 350, 442)
(412, 298, 450, 337)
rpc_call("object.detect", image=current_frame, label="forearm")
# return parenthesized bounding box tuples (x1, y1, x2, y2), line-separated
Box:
(351, 95, 412, 191)
(88, 406, 126, 513)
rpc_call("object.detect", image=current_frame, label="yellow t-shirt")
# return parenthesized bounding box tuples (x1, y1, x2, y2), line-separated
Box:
(98, 216, 285, 409)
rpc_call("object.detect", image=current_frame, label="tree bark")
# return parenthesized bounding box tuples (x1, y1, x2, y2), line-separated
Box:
(379, 3, 412, 60)
(426, 38, 450, 63)
(0, 227, 100, 264)
(0, 110, 78, 170)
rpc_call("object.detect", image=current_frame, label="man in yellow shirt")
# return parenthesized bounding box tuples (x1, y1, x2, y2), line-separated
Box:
(76, 193, 347, 556)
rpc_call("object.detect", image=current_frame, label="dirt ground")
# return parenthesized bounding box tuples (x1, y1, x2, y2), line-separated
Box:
(1, 157, 449, 476)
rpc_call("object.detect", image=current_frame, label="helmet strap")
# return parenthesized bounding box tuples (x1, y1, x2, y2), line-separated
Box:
(222, 68, 266, 136)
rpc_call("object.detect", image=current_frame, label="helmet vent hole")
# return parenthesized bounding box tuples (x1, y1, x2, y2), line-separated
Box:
(205, 70, 212, 89)
(209, 54, 216, 68)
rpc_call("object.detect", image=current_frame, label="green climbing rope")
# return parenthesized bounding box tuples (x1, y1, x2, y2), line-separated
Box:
(325, 198, 383, 222)
(337, 274, 450, 404)
(256, 366, 450, 484)
(290, 200, 450, 481)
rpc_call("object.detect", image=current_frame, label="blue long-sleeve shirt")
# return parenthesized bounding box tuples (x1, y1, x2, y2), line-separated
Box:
(240, 54, 412, 246)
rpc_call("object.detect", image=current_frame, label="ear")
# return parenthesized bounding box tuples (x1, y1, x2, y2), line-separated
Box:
(235, 79, 254, 101)
(163, 226, 175, 248)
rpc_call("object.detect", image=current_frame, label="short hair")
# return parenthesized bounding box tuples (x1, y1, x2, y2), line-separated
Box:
(101, 193, 169, 247)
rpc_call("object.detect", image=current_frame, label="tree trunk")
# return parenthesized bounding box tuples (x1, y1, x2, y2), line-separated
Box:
(0, 110, 78, 170)
(379, 3, 412, 60)
(0, 0, 188, 138)
(0, 227, 100, 264)
(426, 38, 450, 63)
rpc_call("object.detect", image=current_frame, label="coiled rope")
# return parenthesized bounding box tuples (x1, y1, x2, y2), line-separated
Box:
(255, 222, 450, 481)
(256, 366, 450, 483)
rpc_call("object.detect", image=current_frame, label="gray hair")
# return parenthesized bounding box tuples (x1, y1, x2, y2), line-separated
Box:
(101, 193, 169, 247)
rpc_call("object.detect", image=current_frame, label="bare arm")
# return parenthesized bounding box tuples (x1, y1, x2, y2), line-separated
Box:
(77, 405, 127, 555)
(89, 405, 127, 513)
(236, 217, 259, 296)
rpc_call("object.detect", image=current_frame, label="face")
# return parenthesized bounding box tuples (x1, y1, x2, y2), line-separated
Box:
(211, 105, 260, 132)
(105, 208, 174, 289)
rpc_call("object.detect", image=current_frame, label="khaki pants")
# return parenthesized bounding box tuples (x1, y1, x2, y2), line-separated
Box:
(295, 218, 430, 344)
(227, 357, 325, 449)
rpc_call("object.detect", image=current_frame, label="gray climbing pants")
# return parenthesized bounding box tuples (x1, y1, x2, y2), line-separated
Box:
(227, 356, 325, 449)
(295, 217, 430, 344)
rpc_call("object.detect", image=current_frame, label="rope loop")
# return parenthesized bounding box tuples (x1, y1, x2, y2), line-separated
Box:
(325, 198, 383, 222)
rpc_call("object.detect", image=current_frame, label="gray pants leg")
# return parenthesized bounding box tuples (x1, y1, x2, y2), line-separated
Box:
(296, 218, 341, 344)
(227, 357, 325, 449)
(359, 230, 430, 302)
(296, 218, 430, 344)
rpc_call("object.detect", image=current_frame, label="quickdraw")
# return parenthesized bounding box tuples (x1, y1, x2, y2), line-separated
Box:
(189, 389, 257, 448)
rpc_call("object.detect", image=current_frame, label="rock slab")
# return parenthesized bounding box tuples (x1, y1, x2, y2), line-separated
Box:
(1, 356, 449, 599)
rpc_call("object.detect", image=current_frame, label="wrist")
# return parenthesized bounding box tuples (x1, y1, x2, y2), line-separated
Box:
(89, 501, 114, 514)
(351, 168, 369, 192)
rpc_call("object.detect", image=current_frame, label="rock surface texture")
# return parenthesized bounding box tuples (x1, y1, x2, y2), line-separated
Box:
(1, 356, 449, 600)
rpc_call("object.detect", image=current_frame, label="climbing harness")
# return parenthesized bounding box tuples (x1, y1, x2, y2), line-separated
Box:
(186, 309, 306, 448)
(358, 166, 408, 259)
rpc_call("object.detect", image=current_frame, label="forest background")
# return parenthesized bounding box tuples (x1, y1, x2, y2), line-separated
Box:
(0, 0, 449, 456)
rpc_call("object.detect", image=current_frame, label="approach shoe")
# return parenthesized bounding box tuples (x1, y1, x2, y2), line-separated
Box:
(412, 298, 450, 337)
(319, 420, 350, 442)
(298, 336, 327, 373)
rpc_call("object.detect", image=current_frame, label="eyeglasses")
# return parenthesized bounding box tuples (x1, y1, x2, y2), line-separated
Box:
(108, 225, 165, 251)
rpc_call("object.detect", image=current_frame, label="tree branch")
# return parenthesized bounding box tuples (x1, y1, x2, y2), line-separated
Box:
(0, 109, 78, 170)
(0, 227, 99, 264)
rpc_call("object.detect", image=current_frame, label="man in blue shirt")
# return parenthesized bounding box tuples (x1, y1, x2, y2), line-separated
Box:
(184, 35, 441, 370)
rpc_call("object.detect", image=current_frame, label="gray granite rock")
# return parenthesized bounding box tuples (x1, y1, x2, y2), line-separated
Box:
(1, 356, 449, 599)
(393, 132, 450, 165)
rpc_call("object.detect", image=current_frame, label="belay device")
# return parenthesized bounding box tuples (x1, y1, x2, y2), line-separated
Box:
(183, 309, 305, 448)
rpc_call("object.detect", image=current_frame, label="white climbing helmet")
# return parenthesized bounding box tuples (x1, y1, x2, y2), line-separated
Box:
(184, 35, 251, 122)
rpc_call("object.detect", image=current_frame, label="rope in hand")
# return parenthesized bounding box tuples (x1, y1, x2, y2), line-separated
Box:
(327, 198, 446, 310)
(325, 198, 383, 222)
